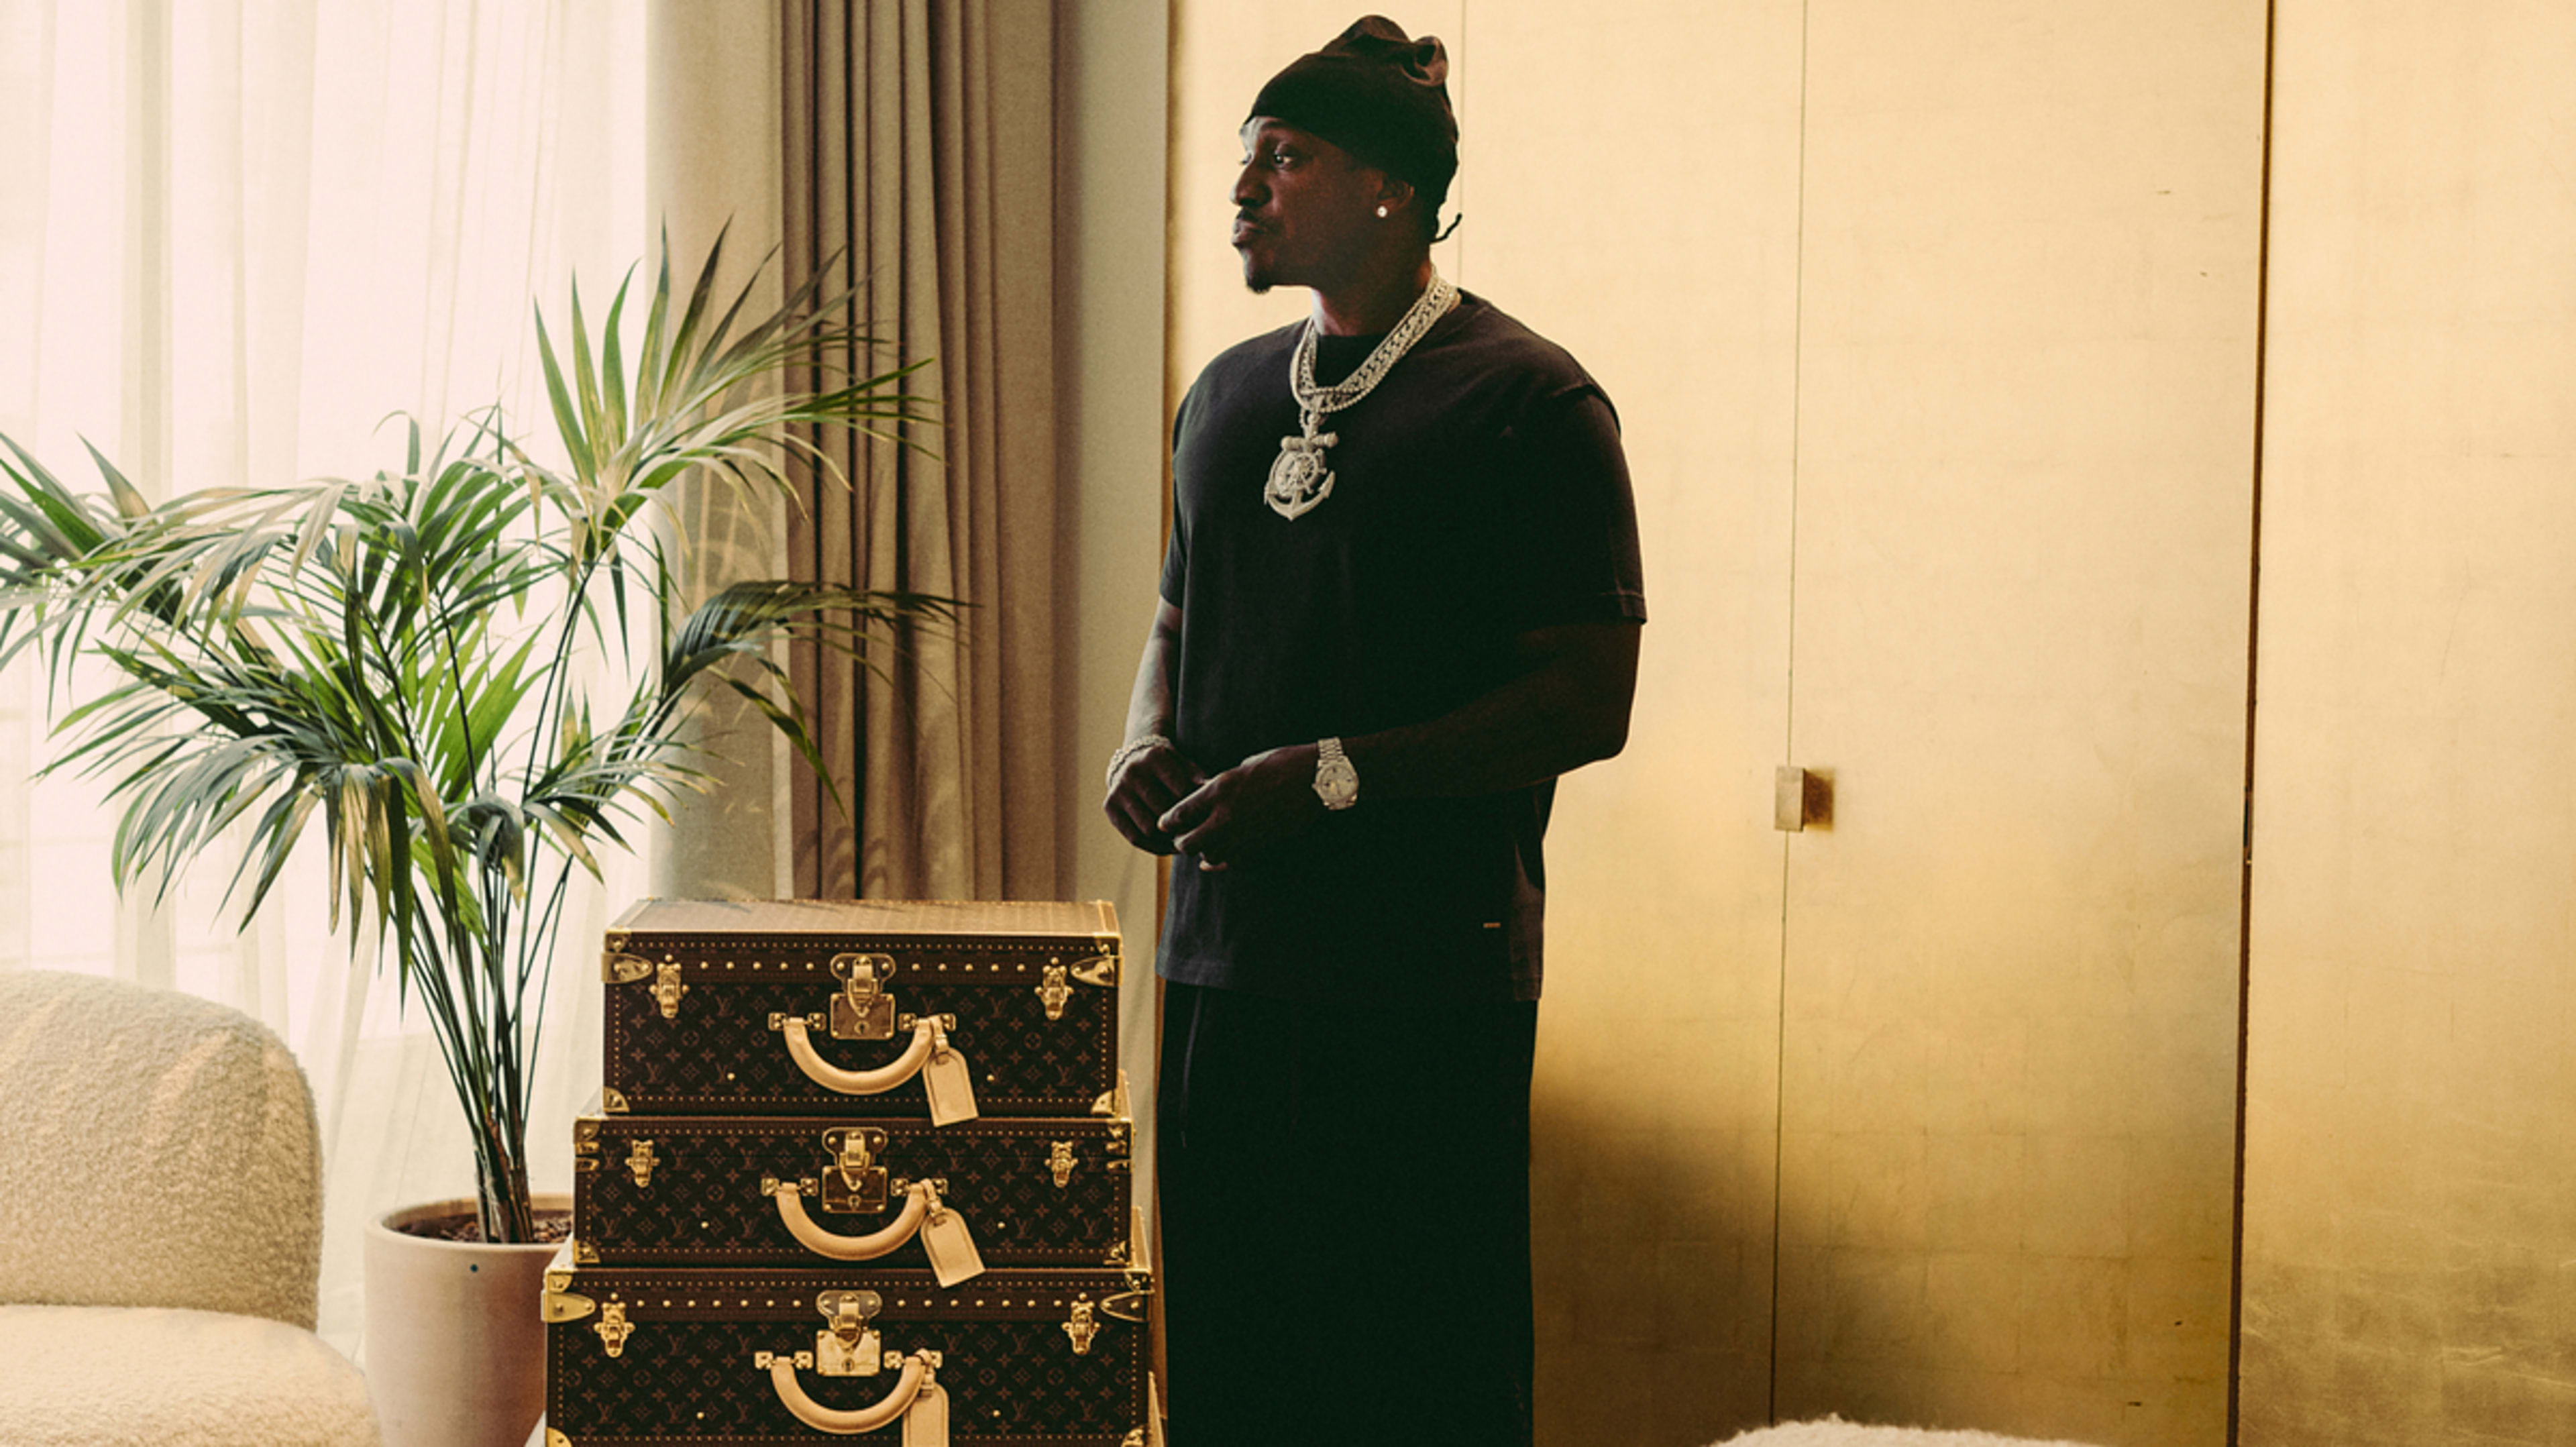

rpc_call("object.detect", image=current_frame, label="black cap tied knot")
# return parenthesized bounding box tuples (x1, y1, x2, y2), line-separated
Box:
(1247, 15, 1458, 233)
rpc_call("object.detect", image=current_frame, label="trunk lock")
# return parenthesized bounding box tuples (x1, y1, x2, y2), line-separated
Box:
(815, 1289, 884, 1377)
(1063, 1297, 1100, 1356)
(1038, 963, 1074, 1021)
(650, 962, 688, 1021)
(819, 1126, 891, 1213)
(596, 1299, 634, 1358)
(830, 953, 899, 1040)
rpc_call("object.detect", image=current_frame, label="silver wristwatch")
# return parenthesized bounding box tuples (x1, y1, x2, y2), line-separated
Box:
(1313, 737, 1358, 810)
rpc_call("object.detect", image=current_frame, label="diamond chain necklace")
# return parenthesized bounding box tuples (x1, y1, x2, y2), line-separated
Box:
(1264, 270, 1459, 520)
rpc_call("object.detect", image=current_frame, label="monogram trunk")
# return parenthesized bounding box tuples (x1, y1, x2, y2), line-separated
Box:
(600, 900, 1121, 1120)
(541, 1250, 1157, 1446)
(572, 1100, 1139, 1274)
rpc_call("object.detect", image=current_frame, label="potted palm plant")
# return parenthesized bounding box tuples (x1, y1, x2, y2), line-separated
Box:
(0, 231, 949, 1444)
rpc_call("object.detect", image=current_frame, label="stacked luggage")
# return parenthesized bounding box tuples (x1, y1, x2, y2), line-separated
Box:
(541, 899, 1158, 1446)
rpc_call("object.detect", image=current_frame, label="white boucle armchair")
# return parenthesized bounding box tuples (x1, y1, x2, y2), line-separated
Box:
(0, 969, 380, 1446)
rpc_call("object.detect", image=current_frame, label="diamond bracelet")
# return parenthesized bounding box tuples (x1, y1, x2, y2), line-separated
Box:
(1105, 733, 1172, 788)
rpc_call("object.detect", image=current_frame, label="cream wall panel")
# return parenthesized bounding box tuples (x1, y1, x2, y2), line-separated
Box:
(1466, 3, 1803, 1442)
(1057, 0, 1169, 1229)
(2242, 5, 2576, 1441)
(1779, 3, 2264, 1442)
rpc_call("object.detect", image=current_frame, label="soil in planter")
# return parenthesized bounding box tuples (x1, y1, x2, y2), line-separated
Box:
(395, 1208, 575, 1245)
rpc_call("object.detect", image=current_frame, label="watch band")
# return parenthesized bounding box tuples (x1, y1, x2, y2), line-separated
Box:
(1313, 736, 1358, 810)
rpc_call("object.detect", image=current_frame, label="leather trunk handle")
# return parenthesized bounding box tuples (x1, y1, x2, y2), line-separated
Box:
(764, 1350, 932, 1435)
(772, 1179, 931, 1261)
(780, 1015, 934, 1094)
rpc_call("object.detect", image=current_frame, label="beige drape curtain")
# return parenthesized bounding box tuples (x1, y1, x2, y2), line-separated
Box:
(781, 0, 1063, 902)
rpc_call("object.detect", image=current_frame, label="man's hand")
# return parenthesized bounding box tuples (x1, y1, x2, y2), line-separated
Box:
(1159, 743, 1325, 869)
(1104, 739, 1208, 855)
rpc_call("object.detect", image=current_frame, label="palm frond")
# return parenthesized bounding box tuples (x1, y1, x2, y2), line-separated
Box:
(0, 228, 953, 1244)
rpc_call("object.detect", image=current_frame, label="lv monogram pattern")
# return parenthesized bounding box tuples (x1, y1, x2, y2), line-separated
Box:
(605, 979, 1114, 1116)
(580, 1120, 1132, 1267)
(567, 908, 1147, 1444)
(549, 1311, 1145, 1442)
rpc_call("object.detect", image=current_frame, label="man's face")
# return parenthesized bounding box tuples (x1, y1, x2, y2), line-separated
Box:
(1232, 119, 1383, 294)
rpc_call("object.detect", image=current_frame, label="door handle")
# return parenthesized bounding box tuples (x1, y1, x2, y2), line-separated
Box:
(1776, 765, 1832, 832)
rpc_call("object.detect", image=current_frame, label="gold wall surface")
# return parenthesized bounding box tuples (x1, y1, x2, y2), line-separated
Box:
(1464, 3, 1806, 1440)
(1168, 4, 2259, 1443)
(2240, 3, 2576, 1440)
(1776, 3, 2265, 1440)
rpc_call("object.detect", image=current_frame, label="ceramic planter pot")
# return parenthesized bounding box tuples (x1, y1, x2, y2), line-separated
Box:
(364, 1195, 570, 1447)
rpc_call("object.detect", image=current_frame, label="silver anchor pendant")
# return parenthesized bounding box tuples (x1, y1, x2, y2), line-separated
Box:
(1265, 422, 1338, 520)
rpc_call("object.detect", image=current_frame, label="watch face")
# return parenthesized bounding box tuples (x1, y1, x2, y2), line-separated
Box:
(1314, 757, 1358, 808)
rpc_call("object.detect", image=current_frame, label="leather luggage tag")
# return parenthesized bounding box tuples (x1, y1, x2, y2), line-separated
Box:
(922, 1026, 979, 1125)
(904, 1381, 949, 1447)
(920, 1199, 987, 1287)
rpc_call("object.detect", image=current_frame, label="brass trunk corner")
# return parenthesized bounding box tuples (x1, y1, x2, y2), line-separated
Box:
(541, 1287, 597, 1324)
(1069, 936, 1121, 987)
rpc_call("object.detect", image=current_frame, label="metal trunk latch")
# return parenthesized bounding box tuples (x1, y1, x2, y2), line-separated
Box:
(1091, 1069, 1134, 1120)
(650, 961, 688, 1021)
(1047, 1140, 1078, 1189)
(830, 953, 898, 1041)
(815, 1289, 884, 1377)
(1037, 963, 1073, 1021)
(596, 1299, 634, 1358)
(625, 1138, 657, 1190)
(819, 1126, 890, 1213)
(1063, 1297, 1100, 1356)
(1070, 936, 1121, 987)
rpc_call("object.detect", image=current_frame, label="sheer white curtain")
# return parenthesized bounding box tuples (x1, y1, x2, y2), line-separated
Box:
(0, 0, 645, 1350)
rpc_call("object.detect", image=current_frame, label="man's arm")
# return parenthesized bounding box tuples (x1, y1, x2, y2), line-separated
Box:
(1102, 598, 1208, 855)
(1157, 619, 1642, 867)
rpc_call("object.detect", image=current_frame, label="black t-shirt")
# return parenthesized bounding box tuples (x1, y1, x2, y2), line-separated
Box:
(1157, 290, 1646, 1002)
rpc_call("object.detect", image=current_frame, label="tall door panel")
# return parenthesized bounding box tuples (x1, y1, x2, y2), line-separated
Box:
(1467, 5, 1805, 1442)
(1776, 4, 2267, 1442)
(2241, 6, 2576, 1441)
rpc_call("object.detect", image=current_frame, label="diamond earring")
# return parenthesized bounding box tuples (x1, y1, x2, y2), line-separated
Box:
(1376, 205, 1389, 218)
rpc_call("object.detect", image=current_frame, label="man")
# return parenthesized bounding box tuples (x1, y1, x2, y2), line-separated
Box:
(1103, 16, 1645, 1446)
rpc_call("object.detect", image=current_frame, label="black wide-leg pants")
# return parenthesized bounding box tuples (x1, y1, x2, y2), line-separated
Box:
(1156, 979, 1538, 1447)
